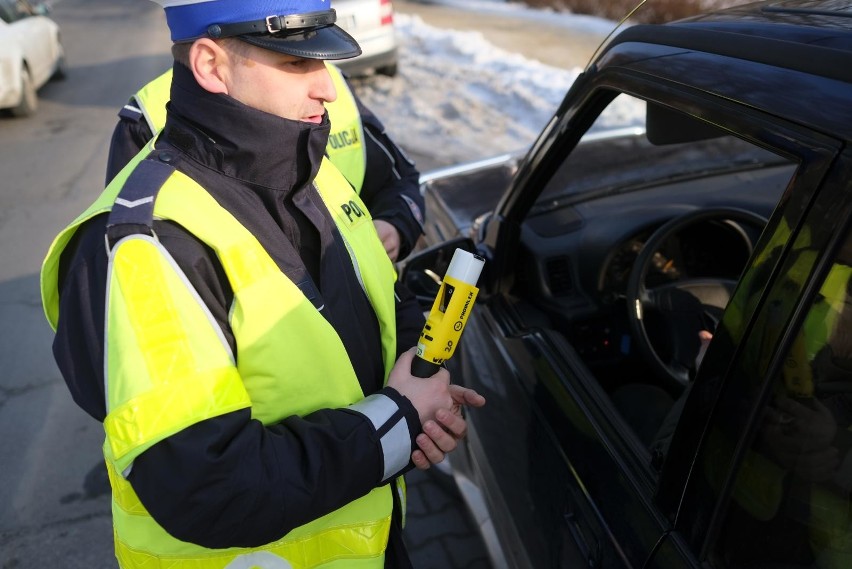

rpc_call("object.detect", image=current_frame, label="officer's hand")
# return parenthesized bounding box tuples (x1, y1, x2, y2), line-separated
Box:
(410, 381, 486, 470)
(775, 395, 837, 450)
(387, 348, 453, 424)
(760, 396, 840, 482)
(373, 220, 401, 261)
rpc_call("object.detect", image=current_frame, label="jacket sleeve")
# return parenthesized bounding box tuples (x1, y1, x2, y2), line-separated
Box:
(54, 216, 421, 549)
(355, 95, 425, 260)
(105, 102, 155, 185)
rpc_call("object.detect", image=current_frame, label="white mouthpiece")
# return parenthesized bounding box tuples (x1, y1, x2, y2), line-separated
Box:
(445, 249, 485, 286)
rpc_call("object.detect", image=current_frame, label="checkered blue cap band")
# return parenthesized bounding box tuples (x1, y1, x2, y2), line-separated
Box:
(156, 0, 332, 42)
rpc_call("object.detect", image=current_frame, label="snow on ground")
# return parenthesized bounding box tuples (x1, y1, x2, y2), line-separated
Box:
(352, 6, 645, 169)
(429, 0, 625, 33)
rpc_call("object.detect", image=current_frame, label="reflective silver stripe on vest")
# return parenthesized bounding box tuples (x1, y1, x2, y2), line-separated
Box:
(224, 552, 293, 569)
(130, 95, 158, 135)
(348, 393, 411, 482)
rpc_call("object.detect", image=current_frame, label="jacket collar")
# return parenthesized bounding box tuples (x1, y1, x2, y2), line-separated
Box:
(163, 62, 329, 193)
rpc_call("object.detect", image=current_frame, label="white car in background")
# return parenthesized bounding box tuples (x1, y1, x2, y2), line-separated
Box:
(334, 0, 399, 77)
(0, 0, 65, 117)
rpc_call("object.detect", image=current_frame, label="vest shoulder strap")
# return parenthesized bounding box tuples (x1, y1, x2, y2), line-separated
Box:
(118, 103, 143, 123)
(105, 153, 176, 249)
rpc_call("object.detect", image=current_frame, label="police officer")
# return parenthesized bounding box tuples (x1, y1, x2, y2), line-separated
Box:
(106, 62, 424, 262)
(40, 1, 485, 567)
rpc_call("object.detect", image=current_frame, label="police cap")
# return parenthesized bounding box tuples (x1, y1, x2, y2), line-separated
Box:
(152, 0, 362, 60)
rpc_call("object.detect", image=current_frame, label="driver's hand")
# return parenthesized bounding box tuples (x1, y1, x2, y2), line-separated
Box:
(695, 330, 713, 370)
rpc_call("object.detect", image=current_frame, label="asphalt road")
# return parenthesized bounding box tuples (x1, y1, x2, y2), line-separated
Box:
(0, 1, 603, 567)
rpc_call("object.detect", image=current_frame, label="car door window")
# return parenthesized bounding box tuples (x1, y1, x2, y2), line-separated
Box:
(710, 228, 852, 568)
(521, 90, 796, 454)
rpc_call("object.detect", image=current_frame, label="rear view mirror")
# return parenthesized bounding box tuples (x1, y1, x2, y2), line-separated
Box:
(646, 102, 726, 145)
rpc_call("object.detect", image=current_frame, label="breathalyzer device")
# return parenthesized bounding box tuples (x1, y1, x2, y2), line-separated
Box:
(411, 248, 486, 378)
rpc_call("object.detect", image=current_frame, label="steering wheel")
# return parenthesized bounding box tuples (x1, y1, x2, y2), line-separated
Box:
(625, 207, 768, 389)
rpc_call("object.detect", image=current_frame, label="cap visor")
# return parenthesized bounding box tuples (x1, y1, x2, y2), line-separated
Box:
(238, 25, 361, 60)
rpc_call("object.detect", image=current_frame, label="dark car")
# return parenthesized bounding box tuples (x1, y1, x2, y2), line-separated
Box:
(400, 2, 852, 568)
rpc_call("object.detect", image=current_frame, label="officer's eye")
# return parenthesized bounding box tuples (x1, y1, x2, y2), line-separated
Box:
(283, 58, 311, 71)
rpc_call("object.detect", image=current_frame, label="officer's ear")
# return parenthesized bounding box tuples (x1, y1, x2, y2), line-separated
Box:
(188, 38, 230, 95)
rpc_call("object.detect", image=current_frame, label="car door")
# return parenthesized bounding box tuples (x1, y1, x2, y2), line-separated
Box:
(452, 291, 668, 569)
(448, 51, 845, 567)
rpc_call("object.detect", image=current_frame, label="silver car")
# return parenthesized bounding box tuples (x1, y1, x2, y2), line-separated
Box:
(334, 0, 399, 77)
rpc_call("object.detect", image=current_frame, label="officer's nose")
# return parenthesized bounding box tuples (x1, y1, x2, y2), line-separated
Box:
(313, 62, 337, 104)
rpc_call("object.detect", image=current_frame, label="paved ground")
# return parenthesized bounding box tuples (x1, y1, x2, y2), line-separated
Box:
(404, 463, 494, 568)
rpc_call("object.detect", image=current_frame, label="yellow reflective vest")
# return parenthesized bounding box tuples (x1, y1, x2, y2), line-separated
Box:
(131, 64, 367, 193)
(41, 143, 400, 568)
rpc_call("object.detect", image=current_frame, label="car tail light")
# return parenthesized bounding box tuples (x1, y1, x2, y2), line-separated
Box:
(380, 0, 394, 26)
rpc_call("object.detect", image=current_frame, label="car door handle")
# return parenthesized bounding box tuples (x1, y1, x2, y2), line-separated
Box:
(564, 509, 601, 569)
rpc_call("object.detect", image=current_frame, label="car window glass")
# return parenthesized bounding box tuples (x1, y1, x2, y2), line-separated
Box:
(0, 0, 31, 22)
(710, 228, 852, 568)
(518, 90, 797, 462)
(535, 95, 786, 207)
(0, 0, 14, 23)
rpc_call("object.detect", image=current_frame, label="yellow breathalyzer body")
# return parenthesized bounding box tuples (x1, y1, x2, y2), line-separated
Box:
(412, 249, 486, 378)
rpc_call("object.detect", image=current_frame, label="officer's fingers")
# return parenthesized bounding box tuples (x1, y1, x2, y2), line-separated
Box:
(774, 396, 814, 419)
(411, 449, 431, 470)
(373, 219, 394, 240)
(388, 348, 417, 380)
(416, 430, 448, 463)
(449, 384, 486, 407)
(384, 238, 400, 261)
(423, 420, 458, 453)
(432, 365, 451, 382)
(435, 408, 467, 440)
(382, 238, 398, 261)
(399, 346, 417, 363)
(373, 220, 400, 258)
